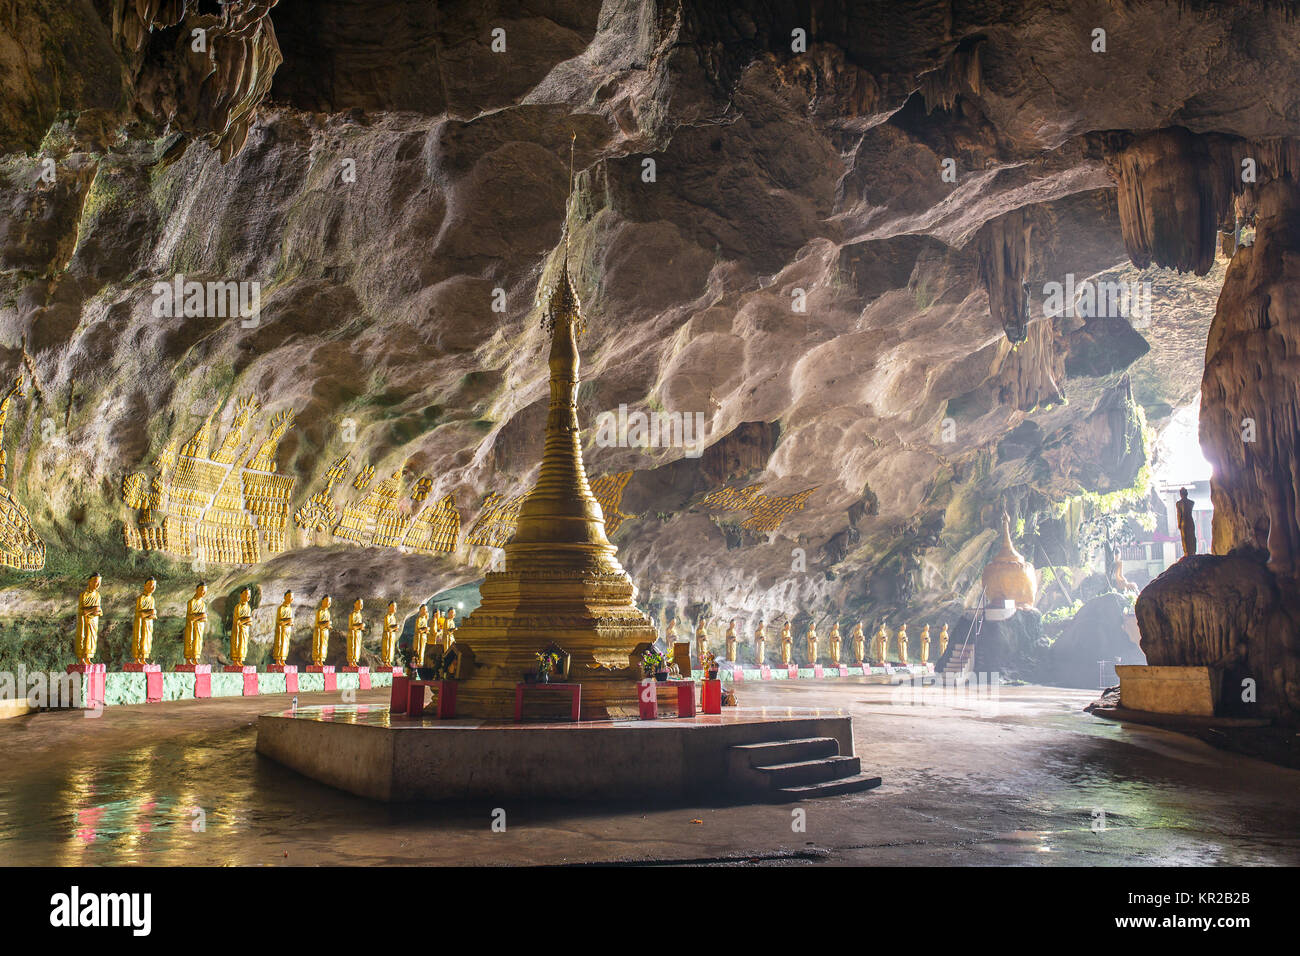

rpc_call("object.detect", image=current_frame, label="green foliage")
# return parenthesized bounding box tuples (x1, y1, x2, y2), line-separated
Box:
(1042, 601, 1083, 625)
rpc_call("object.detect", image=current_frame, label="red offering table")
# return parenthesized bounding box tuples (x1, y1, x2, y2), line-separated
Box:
(407, 679, 457, 718)
(637, 678, 696, 719)
(390, 674, 409, 712)
(701, 679, 722, 714)
(515, 682, 581, 722)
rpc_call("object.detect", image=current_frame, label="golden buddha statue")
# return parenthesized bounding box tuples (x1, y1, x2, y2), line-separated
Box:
(780, 621, 793, 665)
(312, 596, 332, 666)
(725, 619, 738, 663)
(851, 622, 865, 664)
(442, 606, 456, 651)
(131, 577, 158, 665)
(347, 599, 366, 667)
(896, 623, 909, 664)
(230, 587, 253, 667)
(412, 604, 430, 668)
(74, 573, 103, 665)
(873, 623, 889, 663)
(939, 622, 949, 657)
(665, 617, 679, 645)
(694, 617, 709, 663)
(829, 622, 842, 666)
(920, 624, 930, 664)
(982, 510, 1037, 607)
(381, 601, 398, 666)
(805, 620, 818, 665)
(183, 583, 207, 665)
(753, 621, 766, 665)
(272, 591, 293, 667)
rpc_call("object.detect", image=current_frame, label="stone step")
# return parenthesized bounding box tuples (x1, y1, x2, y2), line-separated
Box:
(771, 773, 884, 801)
(753, 755, 861, 787)
(730, 736, 840, 767)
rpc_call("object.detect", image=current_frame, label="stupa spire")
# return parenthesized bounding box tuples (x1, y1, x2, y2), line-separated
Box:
(451, 128, 660, 719)
(512, 131, 614, 566)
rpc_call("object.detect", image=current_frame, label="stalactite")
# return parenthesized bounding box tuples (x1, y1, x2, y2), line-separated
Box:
(919, 36, 983, 114)
(993, 318, 1064, 411)
(1111, 128, 1300, 276)
(112, 0, 282, 163)
(977, 208, 1030, 343)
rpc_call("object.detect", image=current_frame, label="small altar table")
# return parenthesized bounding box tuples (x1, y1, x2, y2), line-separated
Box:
(700, 679, 722, 714)
(514, 682, 581, 722)
(407, 679, 457, 718)
(638, 678, 696, 719)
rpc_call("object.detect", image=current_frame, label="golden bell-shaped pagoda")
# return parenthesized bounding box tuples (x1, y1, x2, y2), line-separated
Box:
(451, 254, 659, 720)
(982, 511, 1037, 607)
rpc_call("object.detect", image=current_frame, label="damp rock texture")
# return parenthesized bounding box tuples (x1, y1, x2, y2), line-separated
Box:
(0, 0, 1298, 658)
(1137, 175, 1300, 722)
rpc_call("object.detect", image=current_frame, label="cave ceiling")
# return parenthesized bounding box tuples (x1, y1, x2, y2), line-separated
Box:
(0, 0, 1293, 625)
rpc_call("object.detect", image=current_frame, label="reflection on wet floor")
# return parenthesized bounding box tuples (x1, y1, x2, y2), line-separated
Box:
(1, 682, 1298, 866)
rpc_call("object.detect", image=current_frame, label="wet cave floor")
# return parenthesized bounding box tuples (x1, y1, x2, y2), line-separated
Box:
(0, 680, 1296, 866)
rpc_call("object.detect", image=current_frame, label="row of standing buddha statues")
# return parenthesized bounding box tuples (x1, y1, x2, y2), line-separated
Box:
(673, 618, 950, 667)
(71, 574, 457, 669)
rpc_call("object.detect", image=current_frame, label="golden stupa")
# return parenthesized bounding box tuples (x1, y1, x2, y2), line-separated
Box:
(452, 241, 659, 719)
(982, 510, 1037, 607)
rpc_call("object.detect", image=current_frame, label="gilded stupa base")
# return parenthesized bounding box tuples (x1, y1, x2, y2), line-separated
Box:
(453, 568, 659, 720)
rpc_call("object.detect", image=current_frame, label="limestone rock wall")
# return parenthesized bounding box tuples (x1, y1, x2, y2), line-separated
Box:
(1, 0, 1298, 657)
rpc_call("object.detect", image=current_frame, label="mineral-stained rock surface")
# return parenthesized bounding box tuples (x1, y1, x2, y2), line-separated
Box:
(0, 0, 1298, 682)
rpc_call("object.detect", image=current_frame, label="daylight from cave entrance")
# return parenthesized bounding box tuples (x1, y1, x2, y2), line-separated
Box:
(0, 0, 1297, 901)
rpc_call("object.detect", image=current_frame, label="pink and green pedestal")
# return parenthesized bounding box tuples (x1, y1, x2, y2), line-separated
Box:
(66, 664, 106, 710)
(305, 665, 336, 691)
(51, 666, 391, 708)
(267, 664, 298, 693)
(123, 663, 163, 702)
(223, 665, 259, 695)
(175, 664, 212, 697)
(340, 665, 370, 690)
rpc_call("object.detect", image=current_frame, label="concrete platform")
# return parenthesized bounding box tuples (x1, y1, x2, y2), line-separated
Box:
(1116, 664, 1220, 716)
(256, 704, 855, 802)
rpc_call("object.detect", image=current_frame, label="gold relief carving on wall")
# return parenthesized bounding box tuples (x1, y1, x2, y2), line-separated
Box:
(702, 483, 818, 532)
(294, 449, 461, 555)
(123, 395, 297, 566)
(590, 471, 635, 534)
(465, 491, 525, 548)
(402, 493, 460, 554)
(335, 467, 404, 546)
(292, 454, 349, 533)
(0, 373, 44, 570)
